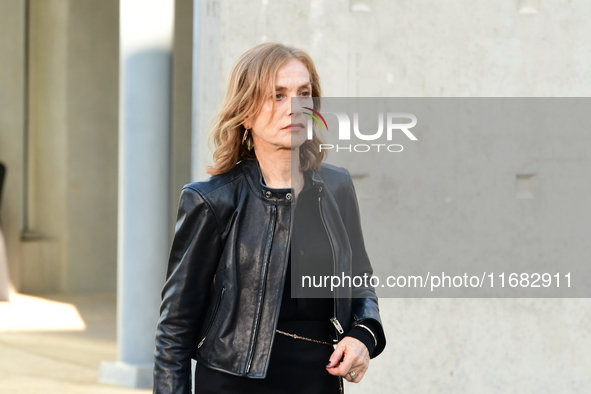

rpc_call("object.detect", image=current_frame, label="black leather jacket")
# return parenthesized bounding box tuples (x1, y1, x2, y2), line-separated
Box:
(153, 159, 386, 393)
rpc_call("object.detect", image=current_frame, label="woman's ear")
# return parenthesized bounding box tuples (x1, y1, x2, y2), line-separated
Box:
(242, 116, 252, 130)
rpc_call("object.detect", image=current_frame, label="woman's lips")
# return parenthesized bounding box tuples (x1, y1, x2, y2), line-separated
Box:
(282, 123, 305, 130)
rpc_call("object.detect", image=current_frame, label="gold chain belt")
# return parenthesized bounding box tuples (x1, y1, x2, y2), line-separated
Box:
(274, 329, 344, 393)
(275, 329, 335, 347)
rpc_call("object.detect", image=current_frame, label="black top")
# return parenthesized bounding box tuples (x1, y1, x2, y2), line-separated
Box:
(278, 170, 378, 356)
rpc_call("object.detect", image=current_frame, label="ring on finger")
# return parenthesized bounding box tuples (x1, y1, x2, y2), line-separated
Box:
(348, 371, 357, 379)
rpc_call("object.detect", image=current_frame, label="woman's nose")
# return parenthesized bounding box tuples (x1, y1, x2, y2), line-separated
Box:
(289, 96, 305, 116)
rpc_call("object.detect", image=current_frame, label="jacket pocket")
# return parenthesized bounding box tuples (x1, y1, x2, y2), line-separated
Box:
(197, 286, 225, 348)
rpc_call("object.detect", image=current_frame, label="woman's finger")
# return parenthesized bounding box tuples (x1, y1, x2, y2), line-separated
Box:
(326, 342, 353, 376)
(326, 337, 370, 381)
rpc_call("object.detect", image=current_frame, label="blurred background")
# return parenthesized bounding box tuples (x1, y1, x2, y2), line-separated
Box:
(1, 0, 590, 393)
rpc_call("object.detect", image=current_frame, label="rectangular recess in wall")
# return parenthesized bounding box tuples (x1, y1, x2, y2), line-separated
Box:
(518, 0, 539, 14)
(350, 0, 372, 12)
(516, 174, 536, 199)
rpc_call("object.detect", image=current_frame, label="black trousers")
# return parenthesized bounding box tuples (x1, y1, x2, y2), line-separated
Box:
(194, 320, 342, 394)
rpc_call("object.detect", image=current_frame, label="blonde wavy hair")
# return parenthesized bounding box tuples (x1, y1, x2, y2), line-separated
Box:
(206, 43, 326, 175)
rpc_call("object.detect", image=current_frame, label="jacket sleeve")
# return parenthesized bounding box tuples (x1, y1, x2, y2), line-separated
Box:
(340, 171, 387, 358)
(153, 186, 223, 394)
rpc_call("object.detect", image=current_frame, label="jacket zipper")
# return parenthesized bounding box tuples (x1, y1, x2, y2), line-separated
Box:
(246, 205, 277, 373)
(318, 194, 343, 337)
(197, 286, 226, 348)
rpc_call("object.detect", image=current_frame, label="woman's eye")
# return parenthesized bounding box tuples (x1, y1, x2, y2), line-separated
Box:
(272, 91, 311, 100)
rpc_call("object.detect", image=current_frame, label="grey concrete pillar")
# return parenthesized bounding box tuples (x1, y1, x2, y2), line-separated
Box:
(99, 0, 174, 389)
(192, 0, 221, 181)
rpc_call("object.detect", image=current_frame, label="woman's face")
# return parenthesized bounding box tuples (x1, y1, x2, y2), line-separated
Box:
(245, 58, 313, 155)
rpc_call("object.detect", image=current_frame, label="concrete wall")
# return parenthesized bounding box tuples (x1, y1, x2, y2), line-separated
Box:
(0, 0, 119, 294)
(193, 0, 591, 171)
(26, 0, 70, 292)
(0, 0, 26, 294)
(0, 0, 195, 294)
(170, 0, 194, 230)
(192, 1, 591, 393)
(62, 0, 119, 292)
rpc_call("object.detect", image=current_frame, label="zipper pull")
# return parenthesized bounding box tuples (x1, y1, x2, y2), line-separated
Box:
(330, 317, 344, 334)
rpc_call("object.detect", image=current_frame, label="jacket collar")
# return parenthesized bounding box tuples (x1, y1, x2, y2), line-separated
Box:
(240, 159, 293, 205)
(240, 159, 325, 204)
(309, 168, 326, 194)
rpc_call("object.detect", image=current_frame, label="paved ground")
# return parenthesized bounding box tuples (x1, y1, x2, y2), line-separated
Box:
(0, 292, 390, 394)
(0, 292, 151, 394)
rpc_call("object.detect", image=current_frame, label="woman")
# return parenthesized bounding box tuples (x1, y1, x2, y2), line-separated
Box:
(154, 43, 386, 394)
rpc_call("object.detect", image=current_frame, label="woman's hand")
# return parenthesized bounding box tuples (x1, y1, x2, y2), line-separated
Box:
(325, 336, 370, 383)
